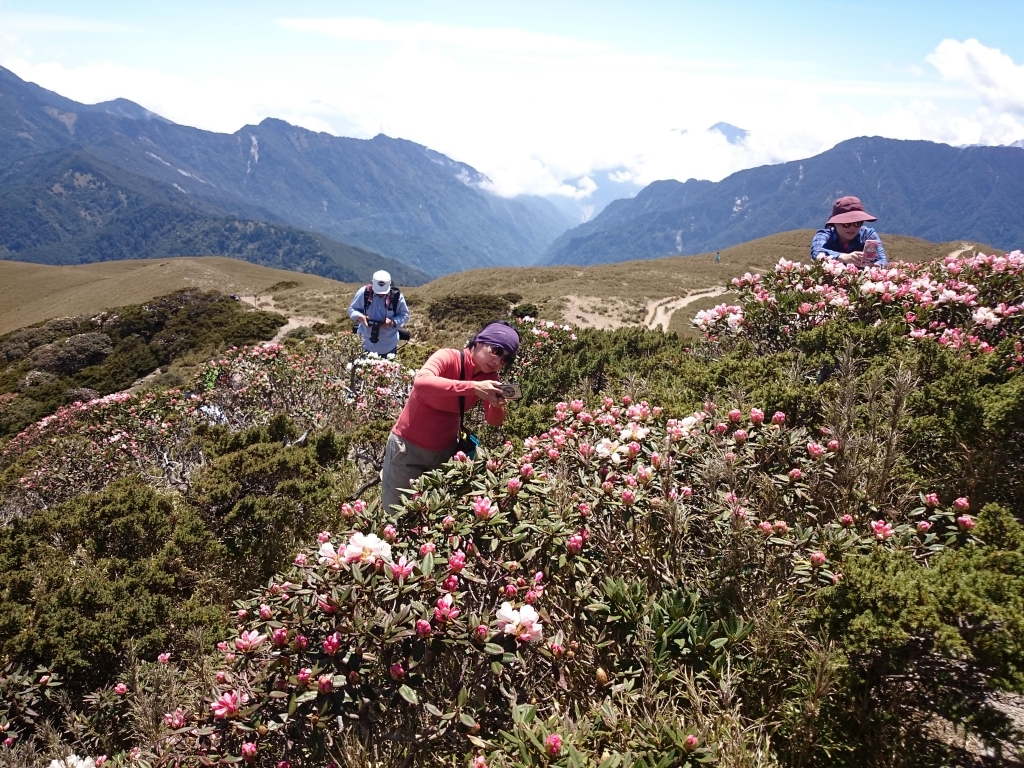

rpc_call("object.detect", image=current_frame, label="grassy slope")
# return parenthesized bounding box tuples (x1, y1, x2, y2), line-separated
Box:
(0, 230, 1001, 338)
(0, 256, 359, 336)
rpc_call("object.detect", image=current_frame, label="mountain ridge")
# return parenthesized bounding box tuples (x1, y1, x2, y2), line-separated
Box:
(543, 136, 1024, 265)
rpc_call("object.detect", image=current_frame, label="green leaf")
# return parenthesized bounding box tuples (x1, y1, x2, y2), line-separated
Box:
(459, 712, 477, 728)
(484, 643, 506, 656)
(398, 685, 419, 705)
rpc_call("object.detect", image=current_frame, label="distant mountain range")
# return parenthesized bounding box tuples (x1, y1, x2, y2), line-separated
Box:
(0, 65, 572, 279)
(543, 137, 1024, 265)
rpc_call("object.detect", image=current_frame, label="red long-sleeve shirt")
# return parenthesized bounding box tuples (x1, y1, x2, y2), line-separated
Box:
(392, 348, 505, 451)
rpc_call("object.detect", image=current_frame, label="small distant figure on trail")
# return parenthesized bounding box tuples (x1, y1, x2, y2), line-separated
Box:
(714, 251, 721, 264)
(347, 270, 410, 356)
(229, 294, 239, 301)
(811, 196, 889, 267)
(380, 321, 520, 513)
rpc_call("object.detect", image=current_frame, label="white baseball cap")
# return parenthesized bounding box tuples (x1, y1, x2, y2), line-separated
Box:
(371, 270, 392, 294)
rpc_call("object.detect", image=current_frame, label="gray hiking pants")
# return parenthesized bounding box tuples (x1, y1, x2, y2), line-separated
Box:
(380, 432, 454, 514)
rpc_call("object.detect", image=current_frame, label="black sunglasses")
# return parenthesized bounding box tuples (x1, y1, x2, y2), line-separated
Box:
(488, 344, 510, 360)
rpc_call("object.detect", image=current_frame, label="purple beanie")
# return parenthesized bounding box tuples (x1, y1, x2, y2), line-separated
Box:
(473, 322, 520, 357)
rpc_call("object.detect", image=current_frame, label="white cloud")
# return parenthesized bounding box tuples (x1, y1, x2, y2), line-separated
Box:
(927, 39, 1024, 114)
(277, 16, 608, 56)
(0, 13, 140, 34)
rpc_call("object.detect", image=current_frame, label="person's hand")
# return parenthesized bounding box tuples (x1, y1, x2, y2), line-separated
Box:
(383, 318, 393, 327)
(356, 314, 369, 327)
(472, 380, 506, 407)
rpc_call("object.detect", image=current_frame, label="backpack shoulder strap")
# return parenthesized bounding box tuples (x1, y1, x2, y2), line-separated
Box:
(459, 350, 466, 432)
(362, 285, 373, 314)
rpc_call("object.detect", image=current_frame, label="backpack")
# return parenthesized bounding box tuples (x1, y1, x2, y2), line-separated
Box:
(362, 284, 402, 316)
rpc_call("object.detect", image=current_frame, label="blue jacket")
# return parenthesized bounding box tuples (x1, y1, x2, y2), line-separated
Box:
(347, 286, 410, 354)
(810, 225, 889, 266)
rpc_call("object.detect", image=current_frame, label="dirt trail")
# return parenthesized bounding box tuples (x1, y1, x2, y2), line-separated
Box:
(644, 287, 728, 331)
(240, 294, 329, 343)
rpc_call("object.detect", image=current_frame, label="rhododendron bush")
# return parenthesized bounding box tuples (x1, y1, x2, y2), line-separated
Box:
(2, 267, 1024, 767)
(696, 251, 1024, 364)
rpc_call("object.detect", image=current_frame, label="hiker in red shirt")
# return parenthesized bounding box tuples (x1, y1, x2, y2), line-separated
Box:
(380, 321, 520, 512)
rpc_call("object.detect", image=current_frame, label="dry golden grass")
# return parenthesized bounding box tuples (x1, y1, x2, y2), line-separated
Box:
(0, 231, 1001, 337)
(0, 256, 359, 336)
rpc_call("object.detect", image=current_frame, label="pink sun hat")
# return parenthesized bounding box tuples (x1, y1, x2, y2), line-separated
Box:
(826, 196, 878, 225)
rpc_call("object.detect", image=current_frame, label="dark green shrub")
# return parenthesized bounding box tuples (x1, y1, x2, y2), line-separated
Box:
(427, 293, 511, 327)
(0, 478, 228, 691)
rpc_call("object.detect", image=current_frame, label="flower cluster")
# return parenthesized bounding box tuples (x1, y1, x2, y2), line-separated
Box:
(694, 250, 1024, 363)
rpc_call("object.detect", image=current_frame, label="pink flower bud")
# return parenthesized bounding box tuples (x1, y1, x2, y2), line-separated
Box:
(840, 514, 854, 527)
(807, 442, 826, 458)
(924, 493, 939, 508)
(415, 619, 432, 638)
(684, 734, 699, 752)
(504, 583, 518, 598)
(621, 488, 636, 505)
(545, 734, 563, 756)
(715, 422, 728, 434)
(441, 574, 459, 592)
(772, 411, 786, 425)
(957, 515, 975, 531)
(114, 682, 128, 696)
(567, 533, 584, 554)
(733, 429, 748, 444)
(953, 497, 970, 511)
(520, 463, 534, 478)
(917, 520, 932, 533)
(474, 624, 489, 641)
(420, 541, 437, 556)
(728, 409, 742, 423)
(323, 632, 341, 656)
(318, 675, 334, 694)
(390, 663, 405, 681)
(296, 668, 312, 685)
(259, 604, 272, 620)
(506, 477, 522, 495)
(237, 609, 248, 619)
(341, 503, 355, 519)
(680, 486, 693, 499)
(158, 652, 171, 664)
(758, 520, 773, 535)
(773, 520, 789, 534)
(293, 552, 308, 566)
(570, 399, 585, 413)
(271, 627, 289, 647)
(216, 671, 229, 684)
(241, 742, 258, 762)
(382, 524, 398, 541)
(292, 633, 308, 651)
(317, 530, 331, 543)
(749, 408, 764, 425)
(827, 440, 840, 452)
(810, 551, 826, 568)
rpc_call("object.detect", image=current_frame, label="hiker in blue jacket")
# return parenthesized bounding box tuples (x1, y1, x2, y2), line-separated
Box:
(347, 270, 410, 356)
(810, 196, 889, 268)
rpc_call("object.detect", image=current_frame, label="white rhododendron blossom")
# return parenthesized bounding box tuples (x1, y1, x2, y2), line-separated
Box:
(343, 532, 392, 565)
(972, 307, 1001, 329)
(318, 542, 345, 570)
(49, 758, 97, 768)
(495, 602, 544, 642)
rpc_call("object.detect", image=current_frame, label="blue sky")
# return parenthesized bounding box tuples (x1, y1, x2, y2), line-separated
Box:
(3, 1, 1023, 210)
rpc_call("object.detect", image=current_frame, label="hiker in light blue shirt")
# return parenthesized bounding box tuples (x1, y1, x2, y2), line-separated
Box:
(810, 196, 889, 267)
(347, 270, 410, 356)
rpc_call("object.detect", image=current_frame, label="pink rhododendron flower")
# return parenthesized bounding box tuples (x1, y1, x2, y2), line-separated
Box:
(212, 691, 240, 719)
(441, 574, 459, 592)
(495, 602, 544, 643)
(235, 630, 267, 653)
(827, 440, 840, 452)
(241, 742, 258, 762)
(728, 409, 742, 423)
(317, 531, 331, 543)
(684, 734, 699, 751)
(758, 520, 773, 535)
(114, 682, 128, 696)
(292, 634, 308, 651)
(772, 411, 786, 425)
(259, 604, 272, 620)
(680, 486, 693, 498)
(164, 708, 186, 729)
(957, 515, 975, 531)
(810, 551, 826, 568)
(318, 542, 344, 570)
(416, 619, 432, 638)
(567, 533, 584, 554)
(733, 429, 748, 444)
(621, 488, 636, 505)
(271, 627, 289, 647)
(506, 477, 522, 495)
(449, 550, 467, 573)
(237, 609, 248, 619)
(545, 734, 563, 756)
(158, 652, 171, 664)
(322, 632, 342, 656)
(453, 450, 469, 463)
(340, 503, 355, 519)
(924, 493, 939, 508)
(953, 497, 970, 511)
(473, 497, 497, 520)
(750, 408, 765, 424)
(216, 671, 229, 684)
(788, 468, 803, 481)
(807, 442, 826, 458)
(871, 520, 894, 540)
(434, 593, 461, 622)
(570, 399, 585, 413)
(293, 552, 308, 566)
(389, 662, 405, 681)
(773, 520, 789, 534)
(419, 541, 437, 556)
(382, 524, 397, 542)
(318, 675, 334, 693)
(474, 756, 488, 768)
(296, 668, 312, 686)
(917, 520, 932, 533)
(841, 514, 854, 527)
